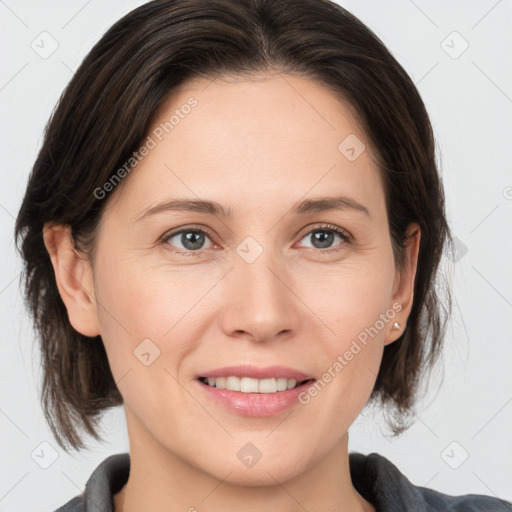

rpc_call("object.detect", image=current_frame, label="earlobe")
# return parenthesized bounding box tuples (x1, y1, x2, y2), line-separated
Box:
(384, 223, 421, 346)
(42, 223, 100, 337)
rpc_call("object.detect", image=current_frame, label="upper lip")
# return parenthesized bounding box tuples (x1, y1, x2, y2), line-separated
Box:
(197, 365, 314, 381)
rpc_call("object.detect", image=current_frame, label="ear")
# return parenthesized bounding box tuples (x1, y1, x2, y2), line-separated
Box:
(42, 223, 100, 337)
(384, 222, 421, 346)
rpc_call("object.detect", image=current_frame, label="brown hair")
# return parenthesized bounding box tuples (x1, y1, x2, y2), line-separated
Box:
(15, 0, 453, 452)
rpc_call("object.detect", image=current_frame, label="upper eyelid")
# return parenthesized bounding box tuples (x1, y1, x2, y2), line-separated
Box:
(162, 224, 216, 242)
(291, 223, 350, 242)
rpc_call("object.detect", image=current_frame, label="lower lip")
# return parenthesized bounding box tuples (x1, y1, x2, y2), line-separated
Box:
(196, 379, 315, 417)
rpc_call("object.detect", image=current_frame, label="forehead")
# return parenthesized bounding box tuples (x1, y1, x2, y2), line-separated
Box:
(108, 74, 385, 221)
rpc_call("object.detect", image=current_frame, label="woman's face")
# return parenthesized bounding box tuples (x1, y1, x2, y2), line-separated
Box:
(73, 74, 419, 484)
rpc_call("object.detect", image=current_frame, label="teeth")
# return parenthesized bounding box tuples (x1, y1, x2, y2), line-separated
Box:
(276, 377, 288, 391)
(202, 376, 303, 393)
(215, 377, 226, 389)
(258, 378, 277, 393)
(241, 377, 259, 393)
(226, 376, 241, 391)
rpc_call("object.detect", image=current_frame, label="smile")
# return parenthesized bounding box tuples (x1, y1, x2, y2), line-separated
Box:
(195, 365, 316, 416)
(198, 376, 311, 393)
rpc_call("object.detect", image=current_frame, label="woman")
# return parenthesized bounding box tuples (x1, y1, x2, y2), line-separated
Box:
(14, 0, 512, 510)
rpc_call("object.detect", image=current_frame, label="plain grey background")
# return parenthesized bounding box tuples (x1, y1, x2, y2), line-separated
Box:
(1, 1, 511, 510)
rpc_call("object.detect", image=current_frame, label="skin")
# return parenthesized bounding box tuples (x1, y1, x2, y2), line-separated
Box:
(44, 73, 420, 512)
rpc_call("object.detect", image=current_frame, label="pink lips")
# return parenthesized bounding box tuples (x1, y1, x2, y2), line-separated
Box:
(197, 364, 314, 381)
(196, 365, 315, 417)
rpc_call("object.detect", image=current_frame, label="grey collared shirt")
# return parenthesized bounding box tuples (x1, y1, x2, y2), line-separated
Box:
(54, 452, 512, 511)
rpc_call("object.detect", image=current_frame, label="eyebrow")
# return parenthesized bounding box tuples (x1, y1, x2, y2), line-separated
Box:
(135, 195, 371, 222)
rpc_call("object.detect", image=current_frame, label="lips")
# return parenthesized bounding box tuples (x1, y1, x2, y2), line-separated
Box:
(197, 364, 314, 381)
(195, 365, 316, 416)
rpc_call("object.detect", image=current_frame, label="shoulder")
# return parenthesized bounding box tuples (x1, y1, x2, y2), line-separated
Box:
(420, 486, 512, 511)
(349, 451, 512, 512)
(53, 453, 130, 512)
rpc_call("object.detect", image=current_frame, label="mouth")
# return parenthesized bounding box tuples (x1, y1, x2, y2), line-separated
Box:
(195, 365, 316, 417)
(198, 376, 314, 393)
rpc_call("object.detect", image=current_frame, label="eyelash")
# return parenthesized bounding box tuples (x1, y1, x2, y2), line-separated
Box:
(160, 223, 352, 256)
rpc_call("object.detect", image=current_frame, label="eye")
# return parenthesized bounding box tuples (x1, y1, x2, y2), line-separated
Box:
(162, 227, 215, 254)
(161, 223, 351, 256)
(297, 224, 350, 252)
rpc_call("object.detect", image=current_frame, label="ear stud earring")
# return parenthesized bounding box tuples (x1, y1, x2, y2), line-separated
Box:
(391, 321, 401, 331)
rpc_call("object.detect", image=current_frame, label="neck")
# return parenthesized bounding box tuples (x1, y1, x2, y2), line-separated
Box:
(114, 411, 374, 512)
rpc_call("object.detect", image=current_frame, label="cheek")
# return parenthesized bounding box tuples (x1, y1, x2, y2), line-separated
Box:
(92, 258, 216, 383)
(299, 254, 396, 410)
(92, 263, 196, 426)
(94, 256, 201, 338)
(302, 250, 396, 343)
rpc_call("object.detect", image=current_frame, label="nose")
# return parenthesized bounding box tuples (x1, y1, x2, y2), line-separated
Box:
(219, 246, 301, 344)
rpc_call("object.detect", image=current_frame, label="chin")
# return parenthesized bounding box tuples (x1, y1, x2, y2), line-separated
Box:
(198, 450, 311, 488)
(220, 465, 304, 488)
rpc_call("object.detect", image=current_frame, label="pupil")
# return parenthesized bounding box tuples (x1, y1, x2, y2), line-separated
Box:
(313, 230, 333, 249)
(182, 231, 204, 250)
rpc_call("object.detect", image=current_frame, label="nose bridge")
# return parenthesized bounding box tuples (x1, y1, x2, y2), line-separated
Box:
(223, 239, 297, 341)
